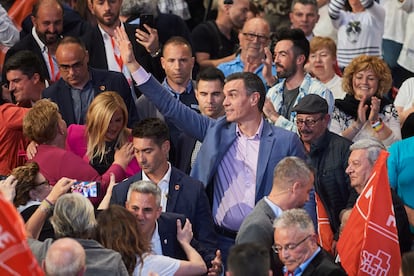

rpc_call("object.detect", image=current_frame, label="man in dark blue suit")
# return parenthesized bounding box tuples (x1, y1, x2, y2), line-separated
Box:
(111, 118, 219, 269)
(42, 36, 138, 126)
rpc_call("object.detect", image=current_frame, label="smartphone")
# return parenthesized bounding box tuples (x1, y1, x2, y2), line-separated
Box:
(0, 175, 8, 181)
(139, 14, 154, 34)
(71, 181, 100, 198)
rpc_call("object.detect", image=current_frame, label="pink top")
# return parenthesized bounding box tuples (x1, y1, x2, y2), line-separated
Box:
(32, 144, 126, 206)
(66, 124, 140, 177)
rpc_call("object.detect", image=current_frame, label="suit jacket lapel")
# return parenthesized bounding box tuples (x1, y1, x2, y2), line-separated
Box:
(256, 121, 275, 198)
(166, 167, 181, 212)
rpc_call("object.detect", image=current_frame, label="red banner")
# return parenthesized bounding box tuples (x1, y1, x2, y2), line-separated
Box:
(316, 192, 334, 255)
(0, 194, 44, 275)
(337, 150, 401, 276)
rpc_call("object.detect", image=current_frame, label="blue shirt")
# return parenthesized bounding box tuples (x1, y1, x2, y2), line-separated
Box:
(283, 247, 321, 276)
(217, 55, 277, 87)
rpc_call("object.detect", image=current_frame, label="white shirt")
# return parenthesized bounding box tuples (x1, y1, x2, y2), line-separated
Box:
(150, 221, 163, 255)
(142, 162, 172, 212)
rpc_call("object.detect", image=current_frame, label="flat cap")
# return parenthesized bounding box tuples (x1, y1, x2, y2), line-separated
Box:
(292, 94, 328, 114)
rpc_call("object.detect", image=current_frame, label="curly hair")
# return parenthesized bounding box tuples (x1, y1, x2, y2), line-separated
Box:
(342, 55, 392, 98)
(95, 205, 151, 275)
(23, 99, 60, 144)
(12, 162, 41, 207)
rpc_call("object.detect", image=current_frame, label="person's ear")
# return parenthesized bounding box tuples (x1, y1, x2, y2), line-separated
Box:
(250, 91, 260, 106)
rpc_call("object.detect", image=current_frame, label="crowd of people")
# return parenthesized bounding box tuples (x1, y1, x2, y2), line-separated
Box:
(1, 0, 414, 275)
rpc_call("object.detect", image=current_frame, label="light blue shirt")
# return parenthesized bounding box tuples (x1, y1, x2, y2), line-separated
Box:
(283, 247, 321, 276)
(217, 55, 277, 87)
(266, 73, 334, 133)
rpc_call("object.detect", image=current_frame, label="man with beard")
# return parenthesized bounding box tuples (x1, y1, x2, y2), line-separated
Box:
(263, 28, 333, 133)
(4, 0, 64, 83)
(82, 0, 164, 83)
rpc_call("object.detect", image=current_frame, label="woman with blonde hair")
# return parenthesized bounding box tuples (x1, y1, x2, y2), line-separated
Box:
(329, 55, 401, 147)
(66, 91, 139, 176)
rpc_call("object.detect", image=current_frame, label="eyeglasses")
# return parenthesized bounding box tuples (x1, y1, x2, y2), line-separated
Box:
(296, 117, 324, 127)
(37, 180, 50, 187)
(58, 57, 85, 72)
(242, 32, 269, 43)
(272, 235, 312, 254)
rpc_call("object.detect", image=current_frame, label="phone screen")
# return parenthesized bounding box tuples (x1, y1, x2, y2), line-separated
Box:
(139, 14, 154, 34)
(71, 181, 100, 198)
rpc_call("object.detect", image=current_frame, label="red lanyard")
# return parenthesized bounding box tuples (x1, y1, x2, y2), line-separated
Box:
(111, 36, 123, 71)
(48, 52, 60, 82)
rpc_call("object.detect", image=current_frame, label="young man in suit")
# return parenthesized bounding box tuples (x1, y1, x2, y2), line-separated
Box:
(111, 118, 218, 266)
(125, 180, 222, 275)
(273, 209, 347, 275)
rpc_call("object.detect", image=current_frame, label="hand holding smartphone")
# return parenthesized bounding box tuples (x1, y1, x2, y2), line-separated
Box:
(139, 14, 154, 34)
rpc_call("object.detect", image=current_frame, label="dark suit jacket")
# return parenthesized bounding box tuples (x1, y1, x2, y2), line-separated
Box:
(20, 5, 92, 39)
(301, 249, 347, 276)
(235, 199, 283, 276)
(157, 212, 187, 260)
(4, 34, 49, 81)
(110, 166, 217, 264)
(42, 67, 138, 127)
(82, 24, 164, 81)
(175, 133, 197, 174)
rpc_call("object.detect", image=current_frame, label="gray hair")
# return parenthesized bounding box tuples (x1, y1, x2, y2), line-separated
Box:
(120, 0, 159, 18)
(44, 238, 85, 276)
(273, 208, 315, 235)
(350, 139, 386, 165)
(126, 180, 161, 207)
(50, 193, 96, 239)
(273, 156, 313, 188)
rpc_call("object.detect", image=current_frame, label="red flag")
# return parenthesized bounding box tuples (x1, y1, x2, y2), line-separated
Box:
(7, 0, 37, 30)
(316, 192, 334, 255)
(0, 194, 44, 275)
(337, 150, 401, 276)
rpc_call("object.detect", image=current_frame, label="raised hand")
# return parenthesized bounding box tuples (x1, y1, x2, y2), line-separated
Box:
(113, 27, 140, 72)
(135, 25, 160, 56)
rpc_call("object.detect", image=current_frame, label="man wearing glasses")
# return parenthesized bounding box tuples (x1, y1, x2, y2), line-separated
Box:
(42, 36, 138, 126)
(217, 17, 277, 87)
(263, 28, 333, 133)
(293, 94, 358, 249)
(273, 208, 347, 275)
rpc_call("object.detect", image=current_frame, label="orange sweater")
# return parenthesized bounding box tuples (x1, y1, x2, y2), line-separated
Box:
(0, 103, 29, 175)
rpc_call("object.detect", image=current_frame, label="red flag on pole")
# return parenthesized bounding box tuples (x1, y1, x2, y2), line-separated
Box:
(337, 150, 401, 276)
(316, 192, 334, 255)
(0, 193, 44, 275)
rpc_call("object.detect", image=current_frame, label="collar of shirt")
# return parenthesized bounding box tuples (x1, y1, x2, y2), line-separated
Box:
(263, 196, 283, 217)
(283, 247, 321, 276)
(142, 162, 172, 212)
(32, 27, 47, 53)
(162, 78, 193, 98)
(150, 221, 163, 255)
(236, 117, 264, 139)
